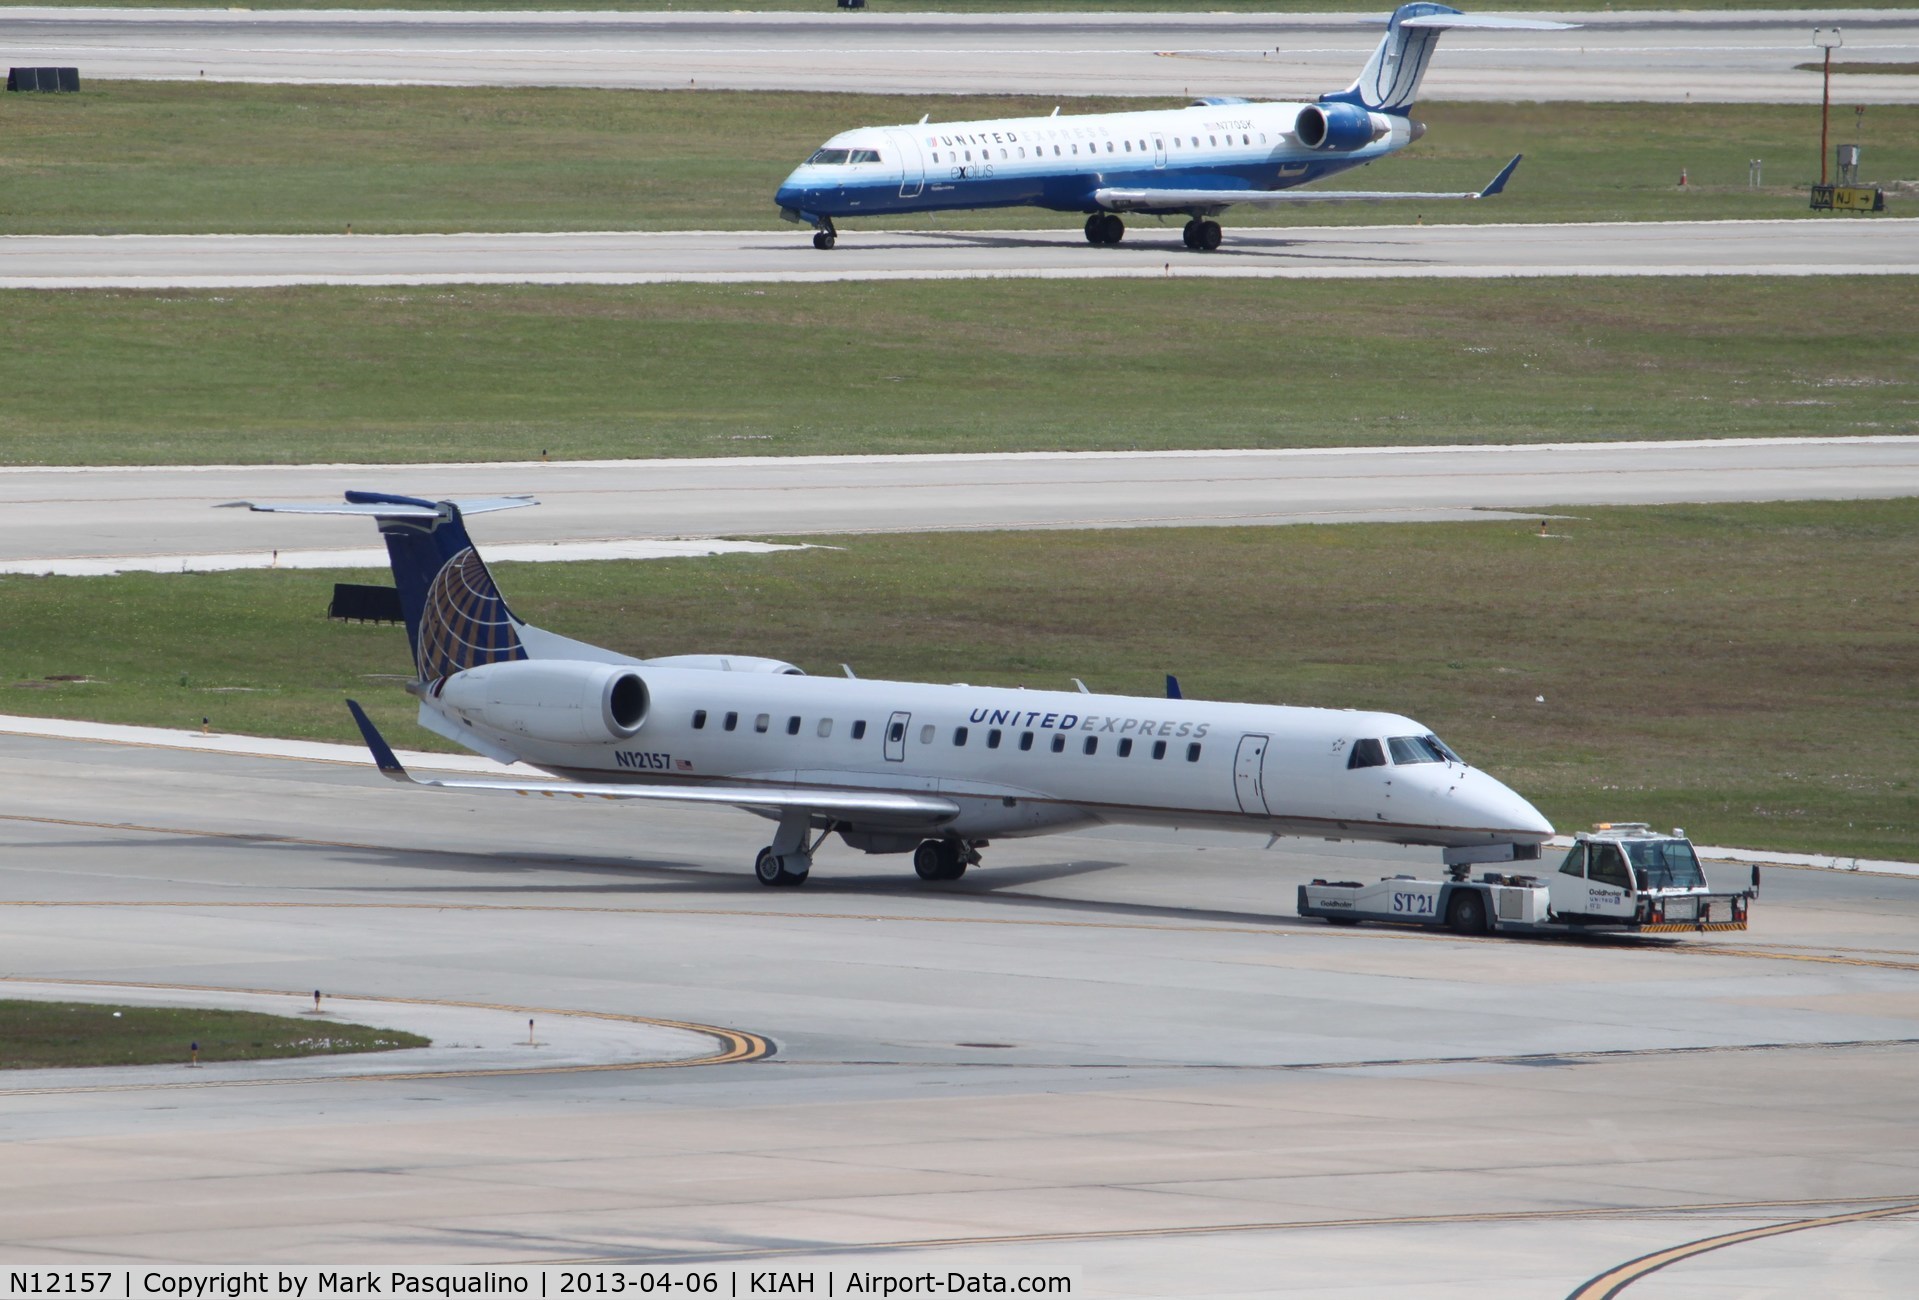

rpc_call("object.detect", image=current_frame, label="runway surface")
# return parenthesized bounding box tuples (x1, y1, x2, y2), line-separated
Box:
(5, 7, 1918, 102)
(9, 219, 1917, 288)
(4, 437, 1916, 568)
(3, 726, 1917, 1291)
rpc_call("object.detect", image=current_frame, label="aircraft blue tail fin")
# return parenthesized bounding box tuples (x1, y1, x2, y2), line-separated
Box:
(1323, 4, 1573, 114)
(226, 491, 536, 681)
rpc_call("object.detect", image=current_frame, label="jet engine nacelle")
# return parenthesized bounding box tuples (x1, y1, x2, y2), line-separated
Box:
(642, 654, 804, 675)
(436, 659, 649, 744)
(1294, 103, 1392, 151)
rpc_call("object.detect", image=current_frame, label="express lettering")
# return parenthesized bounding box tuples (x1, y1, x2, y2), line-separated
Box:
(966, 706, 1209, 739)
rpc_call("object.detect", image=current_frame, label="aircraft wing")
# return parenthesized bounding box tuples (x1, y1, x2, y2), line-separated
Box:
(1095, 154, 1522, 213)
(346, 701, 960, 825)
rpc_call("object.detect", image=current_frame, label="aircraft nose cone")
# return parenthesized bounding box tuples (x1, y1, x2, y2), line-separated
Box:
(1480, 775, 1554, 840)
(775, 181, 807, 210)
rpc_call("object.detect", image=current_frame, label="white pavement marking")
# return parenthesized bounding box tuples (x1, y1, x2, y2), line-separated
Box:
(3, 8, 1916, 102)
(0, 711, 525, 775)
(5, 220, 1916, 288)
(0, 537, 808, 576)
(3, 438, 1917, 566)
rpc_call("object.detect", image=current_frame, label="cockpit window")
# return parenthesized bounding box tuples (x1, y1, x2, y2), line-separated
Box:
(1626, 839, 1706, 889)
(1347, 738, 1387, 769)
(1387, 735, 1453, 765)
(1386, 736, 1438, 764)
(847, 149, 882, 164)
(806, 148, 852, 166)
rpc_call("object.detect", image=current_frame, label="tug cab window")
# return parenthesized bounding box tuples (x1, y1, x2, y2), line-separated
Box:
(1557, 844, 1587, 878)
(1626, 839, 1707, 889)
(1589, 844, 1632, 890)
(1347, 738, 1387, 769)
(806, 148, 852, 165)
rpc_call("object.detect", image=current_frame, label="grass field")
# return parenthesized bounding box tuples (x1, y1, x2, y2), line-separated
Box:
(3, 500, 1913, 860)
(2, 86, 1909, 235)
(0, 1001, 428, 1069)
(6, 277, 1915, 465)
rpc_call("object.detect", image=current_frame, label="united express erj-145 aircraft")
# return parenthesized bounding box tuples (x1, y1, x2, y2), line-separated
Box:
(239, 492, 1553, 887)
(775, 3, 1570, 251)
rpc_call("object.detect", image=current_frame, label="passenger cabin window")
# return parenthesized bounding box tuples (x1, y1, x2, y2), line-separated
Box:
(1153, 740, 1167, 760)
(754, 713, 770, 733)
(692, 709, 707, 730)
(724, 711, 739, 732)
(1186, 742, 1203, 762)
(1347, 738, 1387, 769)
(1019, 731, 1035, 751)
(806, 148, 852, 166)
(817, 719, 833, 738)
(1557, 845, 1587, 877)
(953, 726, 969, 746)
(1589, 844, 1632, 890)
(852, 720, 868, 740)
(1050, 734, 1066, 753)
(786, 716, 801, 736)
(1118, 738, 1133, 757)
(987, 729, 1003, 749)
(920, 724, 935, 744)
(1083, 737, 1098, 755)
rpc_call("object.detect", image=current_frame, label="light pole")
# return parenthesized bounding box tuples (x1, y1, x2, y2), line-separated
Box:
(1814, 27, 1842, 187)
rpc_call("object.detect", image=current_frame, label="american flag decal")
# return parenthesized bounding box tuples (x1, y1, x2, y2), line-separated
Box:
(675, 759, 694, 771)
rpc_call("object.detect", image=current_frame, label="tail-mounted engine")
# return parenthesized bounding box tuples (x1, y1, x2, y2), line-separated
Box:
(1295, 103, 1393, 151)
(435, 660, 649, 745)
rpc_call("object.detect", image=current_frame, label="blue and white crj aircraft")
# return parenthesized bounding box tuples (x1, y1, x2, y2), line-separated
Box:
(774, 3, 1570, 250)
(238, 492, 1553, 887)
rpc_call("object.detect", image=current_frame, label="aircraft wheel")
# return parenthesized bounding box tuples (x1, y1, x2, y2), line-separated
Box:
(914, 839, 966, 881)
(756, 846, 810, 887)
(1084, 215, 1105, 245)
(1447, 889, 1488, 935)
(812, 230, 836, 251)
(1182, 219, 1200, 249)
(1197, 220, 1222, 251)
(1101, 214, 1126, 245)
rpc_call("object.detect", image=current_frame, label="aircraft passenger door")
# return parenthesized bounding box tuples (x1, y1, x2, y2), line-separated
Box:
(887, 129, 926, 199)
(884, 711, 911, 762)
(1153, 136, 1167, 169)
(1233, 733, 1271, 815)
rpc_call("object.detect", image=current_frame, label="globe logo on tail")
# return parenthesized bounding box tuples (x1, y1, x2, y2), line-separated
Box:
(416, 547, 526, 681)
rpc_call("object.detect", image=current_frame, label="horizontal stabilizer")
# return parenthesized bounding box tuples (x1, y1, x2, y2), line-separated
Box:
(1399, 14, 1577, 30)
(344, 700, 961, 824)
(221, 495, 537, 518)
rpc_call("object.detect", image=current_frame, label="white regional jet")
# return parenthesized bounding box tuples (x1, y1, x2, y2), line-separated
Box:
(775, 2, 1572, 250)
(238, 492, 1553, 886)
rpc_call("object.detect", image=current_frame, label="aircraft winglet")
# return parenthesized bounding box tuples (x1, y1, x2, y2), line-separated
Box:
(346, 699, 414, 783)
(1166, 675, 1184, 700)
(1478, 154, 1523, 199)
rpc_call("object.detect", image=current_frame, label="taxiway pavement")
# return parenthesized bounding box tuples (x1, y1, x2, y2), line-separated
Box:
(6, 219, 1916, 289)
(3, 437, 1916, 569)
(3, 7, 1917, 102)
(2, 728, 1916, 1292)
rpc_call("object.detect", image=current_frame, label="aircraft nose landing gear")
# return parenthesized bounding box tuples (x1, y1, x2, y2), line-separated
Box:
(810, 216, 839, 250)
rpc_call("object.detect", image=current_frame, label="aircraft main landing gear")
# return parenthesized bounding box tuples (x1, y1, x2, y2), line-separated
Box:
(1182, 218, 1222, 251)
(755, 807, 825, 886)
(1083, 213, 1125, 246)
(913, 837, 972, 882)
